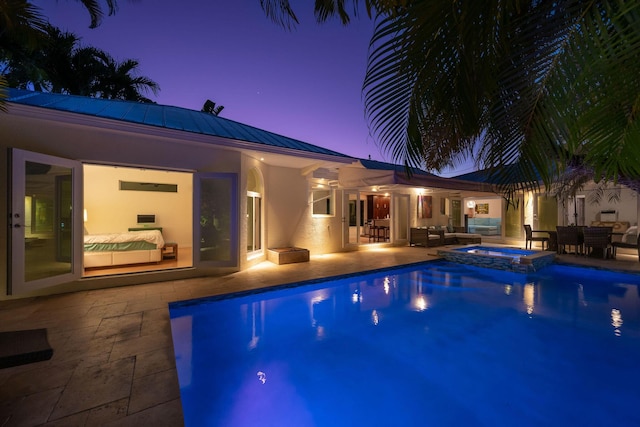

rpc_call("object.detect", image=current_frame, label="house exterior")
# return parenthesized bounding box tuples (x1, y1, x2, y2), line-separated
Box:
(1, 89, 496, 299)
(455, 166, 640, 245)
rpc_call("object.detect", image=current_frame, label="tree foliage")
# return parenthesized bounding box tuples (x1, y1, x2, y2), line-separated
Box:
(2, 23, 158, 101)
(261, 0, 640, 197)
(0, 0, 122, 105)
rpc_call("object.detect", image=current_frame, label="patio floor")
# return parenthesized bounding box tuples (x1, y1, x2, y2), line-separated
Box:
(1, 245, 639, 426)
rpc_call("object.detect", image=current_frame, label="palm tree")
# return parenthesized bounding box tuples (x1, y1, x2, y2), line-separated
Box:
(3, 23, 158, 102)
(92, 50, 159, 102)
(0, 0, 48, 98)
(36, 25, 98, 94)
(261, 1, 640, 197)
(1, 0, 119, 106)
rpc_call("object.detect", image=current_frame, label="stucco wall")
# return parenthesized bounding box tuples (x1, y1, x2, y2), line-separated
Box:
(582, 186, 638, 226)
(412, 192, 450, 228)
(0, 147, 8, 297)
(264, 167, 343, 255)
(1, 112, 243, 173)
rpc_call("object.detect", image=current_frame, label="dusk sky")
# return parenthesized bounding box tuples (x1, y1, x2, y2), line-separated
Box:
(33, 1, 474, 177)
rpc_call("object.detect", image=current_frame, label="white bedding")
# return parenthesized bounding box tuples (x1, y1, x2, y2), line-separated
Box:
(84, 230, 165, 248)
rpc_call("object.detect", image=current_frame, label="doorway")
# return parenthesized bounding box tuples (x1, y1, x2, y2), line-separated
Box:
(82, 164, 194, 277)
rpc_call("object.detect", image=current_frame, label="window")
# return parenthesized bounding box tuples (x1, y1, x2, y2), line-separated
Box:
(247, 191, 261, 253)
(247, 168, 263, 255)
(312, 188, 334, 216)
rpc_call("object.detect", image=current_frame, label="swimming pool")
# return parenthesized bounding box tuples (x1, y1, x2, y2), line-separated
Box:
(169, 260, 640, 426)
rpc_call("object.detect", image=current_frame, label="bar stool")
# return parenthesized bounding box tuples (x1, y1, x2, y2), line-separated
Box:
(369, 226, 379, 242)
(376, 226, 389, 242)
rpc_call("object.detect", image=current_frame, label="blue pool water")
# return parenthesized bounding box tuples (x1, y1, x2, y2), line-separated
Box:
(169, 261, 640, 426)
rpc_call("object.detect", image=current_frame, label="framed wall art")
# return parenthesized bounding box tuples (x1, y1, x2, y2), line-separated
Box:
(417, 195, 432, 218)
(475, 203, 489, 215)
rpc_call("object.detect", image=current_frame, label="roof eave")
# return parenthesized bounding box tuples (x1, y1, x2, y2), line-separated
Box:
(3, 103, 357, 166)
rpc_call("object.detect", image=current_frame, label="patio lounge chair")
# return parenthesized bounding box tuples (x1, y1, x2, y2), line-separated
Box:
(611, 228, 640, 261)
(583, 226, 613, 259)
(556, 226, 583, 255)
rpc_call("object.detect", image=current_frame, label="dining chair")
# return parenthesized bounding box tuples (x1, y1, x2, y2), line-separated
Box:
(524, 224, 549, 250)
(583, 227, 613, 259)
(556, 226, 583, 255)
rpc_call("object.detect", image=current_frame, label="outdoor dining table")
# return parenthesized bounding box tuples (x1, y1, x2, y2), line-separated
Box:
(533, 229, 558, 252)
(544, 227, 622, 258)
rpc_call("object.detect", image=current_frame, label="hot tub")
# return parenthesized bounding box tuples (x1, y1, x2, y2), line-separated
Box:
(437, 245, 556, 272)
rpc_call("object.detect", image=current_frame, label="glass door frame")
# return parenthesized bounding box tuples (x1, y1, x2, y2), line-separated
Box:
(393, 193, 409, 243)
(247, 190, 262, 255)
(194, 172, 238, 268)
(10, 149, 83, 295)
(342, 190, 360, 248)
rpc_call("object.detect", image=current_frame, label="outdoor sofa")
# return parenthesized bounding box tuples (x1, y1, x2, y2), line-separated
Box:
(467, 218, 501, 235)
(410, 227, 482, 247)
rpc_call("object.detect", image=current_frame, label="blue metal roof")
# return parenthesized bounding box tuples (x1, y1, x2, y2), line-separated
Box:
(453, 169, 496, 183)
(454, 162, 544, 184)
(358, 158, 435, 176)
(6, 88, 353, 159)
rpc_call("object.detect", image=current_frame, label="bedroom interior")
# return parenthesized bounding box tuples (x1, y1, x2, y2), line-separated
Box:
(82, 164, 193, 276)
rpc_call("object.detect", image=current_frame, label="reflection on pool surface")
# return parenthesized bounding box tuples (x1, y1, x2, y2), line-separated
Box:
(169, 260, 640, 427)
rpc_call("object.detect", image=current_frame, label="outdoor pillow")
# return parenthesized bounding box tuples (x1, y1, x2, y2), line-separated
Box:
(622, 226, 638, 244)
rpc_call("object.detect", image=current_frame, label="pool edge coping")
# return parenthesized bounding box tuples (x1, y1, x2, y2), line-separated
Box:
(168, 259, 442, 310)
(168, 256, 640, 311)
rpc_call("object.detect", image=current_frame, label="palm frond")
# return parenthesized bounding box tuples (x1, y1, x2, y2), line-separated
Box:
(260, 0, 379, 28)
(0, 75, 7, 112)
(76, 0, 118, 28)
(260, 0, 299, 29)
(362, 1, 640, 201)
(314, 0, 366, 24)
(364, 2, 494, 172)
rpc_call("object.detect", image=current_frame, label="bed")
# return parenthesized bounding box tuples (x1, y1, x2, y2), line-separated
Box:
(84, 230, 165, 268)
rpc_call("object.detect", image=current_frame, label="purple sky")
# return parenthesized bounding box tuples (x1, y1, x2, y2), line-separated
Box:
(33, 1, 473, 176)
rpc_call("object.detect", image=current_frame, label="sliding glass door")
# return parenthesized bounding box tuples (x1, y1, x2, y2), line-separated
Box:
(343, 190, 360, 247)
(195, 173, 238, 267)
